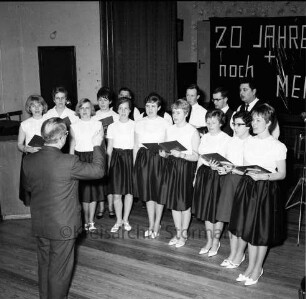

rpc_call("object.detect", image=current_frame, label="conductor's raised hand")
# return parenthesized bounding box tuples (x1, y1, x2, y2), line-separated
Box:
(92, 129, 104, 146)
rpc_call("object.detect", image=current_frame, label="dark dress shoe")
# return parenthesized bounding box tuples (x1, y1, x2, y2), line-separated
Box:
(96, 211, 104, 219)
(109, 210, 115, 218)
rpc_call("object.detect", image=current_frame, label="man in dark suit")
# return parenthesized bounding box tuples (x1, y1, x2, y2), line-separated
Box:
(212, 86, 234, 136)
(231, 77, 280, 138)
(22, 117, 105, 299)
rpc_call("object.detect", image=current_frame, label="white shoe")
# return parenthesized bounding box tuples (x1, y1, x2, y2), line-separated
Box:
(88, 222, 97, 232)
(84, 223, 89, 231)
(110, 223, 122, 233)
(123, 221, 132, 231)
(144, 229, 153, 238)
(168, 237, 179, 246)
(236, 274, 249, 282)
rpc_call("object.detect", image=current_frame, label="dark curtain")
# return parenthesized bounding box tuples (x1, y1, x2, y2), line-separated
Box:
(100, 1, 177, 110)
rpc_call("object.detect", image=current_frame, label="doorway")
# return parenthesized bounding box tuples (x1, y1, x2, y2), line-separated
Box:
(38, 46, 78, 110)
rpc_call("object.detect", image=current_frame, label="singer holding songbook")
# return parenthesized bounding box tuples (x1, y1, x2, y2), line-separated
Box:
(192, 109, 230, 257)
(133, 93, 171, 238)
(159, 99, 200, 248)
(228, 104, 287, 286)
(17, 94, 48, 206)
(70, 98, 104, 232)
(215, 111, 252, 269)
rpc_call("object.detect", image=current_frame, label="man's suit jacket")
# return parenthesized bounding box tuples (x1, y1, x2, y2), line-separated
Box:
(22, 145, 105, 240)
(222, 108, 234, 136)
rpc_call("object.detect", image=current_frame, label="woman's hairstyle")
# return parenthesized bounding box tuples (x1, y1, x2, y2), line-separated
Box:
(116, 97, 132, 111)
(118, 87, 134, 100)
(97, 86, 115, 104)
(41, 117, 67, 144)
(144, 92, 162, 107)
(52, 86, 68, 99)
(205, 109, 226, 126)
(252, 103, 277, 133)
(75, 98, 96, 117)
(25, 94, 48, 115)
(171, 98, 191, 116)
(233, 111, 252, 127)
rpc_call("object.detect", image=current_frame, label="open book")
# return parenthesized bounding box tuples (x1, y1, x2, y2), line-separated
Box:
(201, 153, 233, 165)
(28, 135, 45, 147)
(201, 153, 271, 174)
(142, 140, 187, 153)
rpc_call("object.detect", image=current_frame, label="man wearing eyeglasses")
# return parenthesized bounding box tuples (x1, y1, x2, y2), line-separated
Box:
(212, 86, 234, 136)
(22, 117, 105, 299)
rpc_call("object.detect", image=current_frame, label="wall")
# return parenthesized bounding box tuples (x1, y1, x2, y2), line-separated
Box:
(0, 1, 101, 118)
(177, 1, 306, 62)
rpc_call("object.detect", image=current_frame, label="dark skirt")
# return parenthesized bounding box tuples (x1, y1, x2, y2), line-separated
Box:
(75, 150, 104, 203)
(160, 156, 197, 211)
(133, 147, 165, 203)
(216, 174, 242, 223)
(228, 175, 284, 246)
(192, 165, 225, 223)
(108, 148, 133, 195)
(19, 153, 31, 206)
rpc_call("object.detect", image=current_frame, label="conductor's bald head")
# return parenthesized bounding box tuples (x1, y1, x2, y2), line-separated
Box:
(41, 117, 68, 145)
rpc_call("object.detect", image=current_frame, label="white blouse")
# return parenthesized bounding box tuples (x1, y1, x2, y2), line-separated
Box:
(225, 136, 252, 166)
(70, 118, 102, 152)
(44, 106, 79, 124)
(21, 117, 46, 145)
(166, 123, 197, 155)
(243, 135, 287, 173)
(135, 116, 170, 146)
(107, 119, 135, 149)
(198, 131, 230, 166)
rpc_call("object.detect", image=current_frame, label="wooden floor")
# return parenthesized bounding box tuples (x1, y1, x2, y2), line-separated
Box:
(0, 198, 305, 299)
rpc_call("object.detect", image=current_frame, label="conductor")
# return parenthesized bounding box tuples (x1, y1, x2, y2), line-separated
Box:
(22, 117, 105, 299)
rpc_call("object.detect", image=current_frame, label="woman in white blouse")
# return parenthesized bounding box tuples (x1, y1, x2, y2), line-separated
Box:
(107, 97, 135, 233)
(215, 111, 252, 268)
(70, 98, 104, 232)
(18, 95, 48, 206)
(159, 99, 200, 248)
(134, 93, 171, 238)
(44, 87, 79, 153)
(229, 104, 287, 285)
(192, 110, 230, 257)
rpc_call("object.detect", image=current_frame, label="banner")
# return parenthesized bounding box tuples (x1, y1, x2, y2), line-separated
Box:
(210, 17, 306, 115)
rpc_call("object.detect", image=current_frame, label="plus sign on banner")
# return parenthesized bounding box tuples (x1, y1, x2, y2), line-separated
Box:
(210, 17, 306, 114)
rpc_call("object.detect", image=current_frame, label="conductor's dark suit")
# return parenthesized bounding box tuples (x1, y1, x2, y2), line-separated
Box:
(22, 145, 105, 299)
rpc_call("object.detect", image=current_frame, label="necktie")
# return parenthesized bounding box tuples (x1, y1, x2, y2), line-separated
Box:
(245, 104, 249, 111)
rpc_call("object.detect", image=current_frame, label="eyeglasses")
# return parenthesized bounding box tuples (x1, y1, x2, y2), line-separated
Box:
(211, 98, 224, 102)
(64, 131, 69, 136)
(232, 122, 246, 127)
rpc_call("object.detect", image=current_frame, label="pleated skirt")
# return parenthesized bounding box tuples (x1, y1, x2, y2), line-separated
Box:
(192, 165, 224, 223)
(160, 156, 197, 211)
(216, 173, 242, 223)
(108, 148, 133, 195)
(133, 147, 165, 203)
(228, 175, 284, 246)
(75, 150, 104, 203)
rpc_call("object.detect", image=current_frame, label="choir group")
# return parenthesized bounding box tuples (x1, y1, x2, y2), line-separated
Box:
(17, 80, 287, 286)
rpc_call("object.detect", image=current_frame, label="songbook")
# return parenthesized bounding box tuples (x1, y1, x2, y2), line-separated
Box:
(235, 165, 271, 174)
(62, 116, 71, 128)
(99, 116, 114, 128)
(142, 141, 187, 153)
(197, 126, 208, 135)
(28, 135, 45, 147)
(201, 153, 233, 166)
